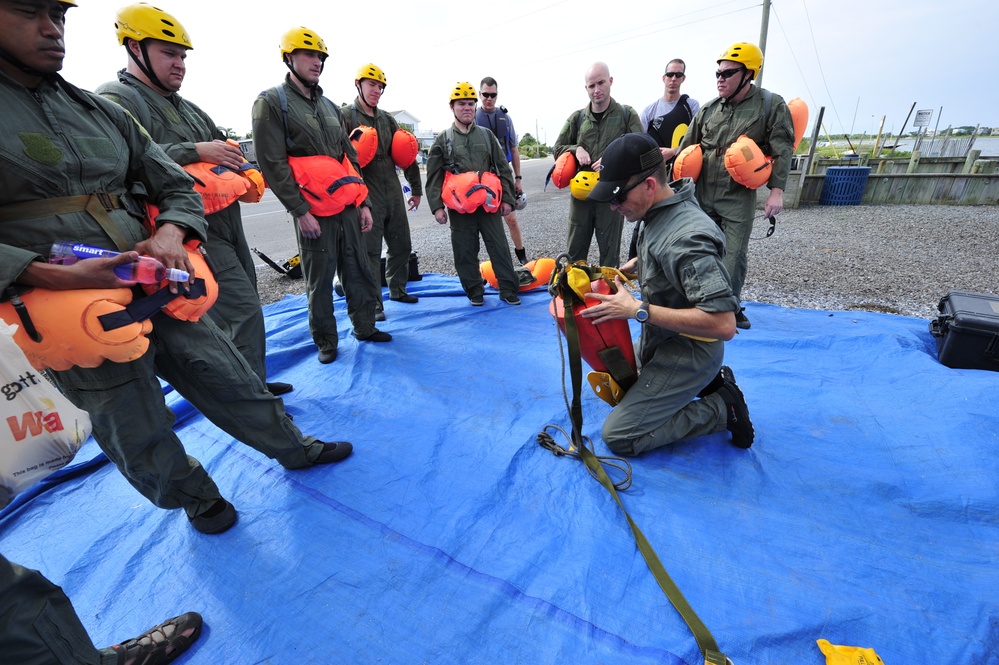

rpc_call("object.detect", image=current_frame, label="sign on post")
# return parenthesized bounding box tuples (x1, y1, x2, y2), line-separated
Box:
(913, 109, 933, 127)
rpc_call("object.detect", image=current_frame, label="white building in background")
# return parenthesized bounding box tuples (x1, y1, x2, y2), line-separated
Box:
(390, 110, 436, 152)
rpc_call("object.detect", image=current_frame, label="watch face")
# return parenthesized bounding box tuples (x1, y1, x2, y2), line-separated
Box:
(636, 305, 649, 322)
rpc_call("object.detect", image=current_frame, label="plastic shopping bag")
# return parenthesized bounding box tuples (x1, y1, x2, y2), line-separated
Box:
(1, 321, 90, 508)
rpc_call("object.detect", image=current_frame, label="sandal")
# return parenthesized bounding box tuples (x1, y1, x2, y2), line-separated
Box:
(109, 611, 203, 665)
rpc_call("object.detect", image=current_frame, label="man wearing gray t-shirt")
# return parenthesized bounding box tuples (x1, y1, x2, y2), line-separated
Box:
(639, 59, 700, 163)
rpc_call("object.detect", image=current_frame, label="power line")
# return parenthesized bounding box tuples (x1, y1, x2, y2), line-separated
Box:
(511, 1, 762, 67)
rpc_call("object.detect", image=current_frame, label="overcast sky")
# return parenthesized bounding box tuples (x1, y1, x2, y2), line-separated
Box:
(60, 0, 992, 143)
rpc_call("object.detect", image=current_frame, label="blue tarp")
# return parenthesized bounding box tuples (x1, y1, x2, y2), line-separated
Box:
(2, 274, 997, 664)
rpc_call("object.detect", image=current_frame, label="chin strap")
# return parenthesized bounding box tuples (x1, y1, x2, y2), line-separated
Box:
(285, 55, 325, 93)
(723, 71, 754, 103)
(124, 40, 172, 95)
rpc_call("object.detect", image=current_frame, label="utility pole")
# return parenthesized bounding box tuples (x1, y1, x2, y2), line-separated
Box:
(757, 0, 771, 88)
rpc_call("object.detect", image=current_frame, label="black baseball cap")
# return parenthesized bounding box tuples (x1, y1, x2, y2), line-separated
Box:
(588, 133, 664, 203)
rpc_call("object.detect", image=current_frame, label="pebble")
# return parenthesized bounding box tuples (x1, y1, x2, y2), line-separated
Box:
(256, 200, 999, 322)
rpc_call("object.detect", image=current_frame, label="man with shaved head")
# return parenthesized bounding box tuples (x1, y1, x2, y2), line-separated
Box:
(553, 62, 642, 267)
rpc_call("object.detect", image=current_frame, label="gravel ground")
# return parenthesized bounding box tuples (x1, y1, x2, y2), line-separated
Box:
(255, 192, 999, 322)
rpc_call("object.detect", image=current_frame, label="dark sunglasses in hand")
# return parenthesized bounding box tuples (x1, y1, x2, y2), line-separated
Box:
(715, 67, 745, 80)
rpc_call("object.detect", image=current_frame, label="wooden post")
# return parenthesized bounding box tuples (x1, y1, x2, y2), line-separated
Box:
(907, 150, 921, 174)
(963, 150, 981, 174)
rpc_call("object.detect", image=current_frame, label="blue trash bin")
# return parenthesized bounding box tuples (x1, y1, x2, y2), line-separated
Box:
(820, 166, 871, 205)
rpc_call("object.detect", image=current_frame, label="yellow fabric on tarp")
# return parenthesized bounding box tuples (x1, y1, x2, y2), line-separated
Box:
(817, 639, 885, 665)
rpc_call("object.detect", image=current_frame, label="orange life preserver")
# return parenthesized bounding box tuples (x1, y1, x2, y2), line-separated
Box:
(549, 273, 637, 405)
(0, 287, 152, 371)
(179, 161, 251, 214)
(391, 129, 419, 168)
(349, 125, 378, 168)
(788, 97, 809, 152)
(145, 160, 259, 225)
(236, 163, 266, 203)
(724, 135, 774, 190)
(442, 171, 502, 214)
(672, 144, 702, 182)
(288, 154, 368, 217)
(545, 151, 578, 190)
(225, 139, 266, 203)
(140, 239, 218, 322)
(480, 257, 556, 292)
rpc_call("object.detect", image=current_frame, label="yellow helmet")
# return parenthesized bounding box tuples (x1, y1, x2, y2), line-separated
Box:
(569, 171, 600, 201)
(718, 42, 763, 77)
(60, 0, 77, 5)
(450, 82, 478, 103)
(279, 27, 328, 60)
(114, 3, 193, 49)
(356, 63, 387, 85)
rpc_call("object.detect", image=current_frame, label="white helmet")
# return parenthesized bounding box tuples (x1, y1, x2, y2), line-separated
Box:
(515, 192, 527, 211)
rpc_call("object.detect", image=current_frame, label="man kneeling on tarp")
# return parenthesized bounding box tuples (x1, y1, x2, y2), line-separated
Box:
(581, 133, 755, 454)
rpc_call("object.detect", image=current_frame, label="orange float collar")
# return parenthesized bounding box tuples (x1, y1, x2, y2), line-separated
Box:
(287, 155, 368, 217)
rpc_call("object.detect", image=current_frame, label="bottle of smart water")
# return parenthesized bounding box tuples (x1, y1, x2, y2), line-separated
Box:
(49, 241, 190, 283)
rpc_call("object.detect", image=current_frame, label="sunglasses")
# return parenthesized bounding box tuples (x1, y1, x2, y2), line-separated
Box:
(480, 92, 497, 98)
(715, 67, 745, 80)
(664, 72, 685, 78)
(610, 178, 644, 206)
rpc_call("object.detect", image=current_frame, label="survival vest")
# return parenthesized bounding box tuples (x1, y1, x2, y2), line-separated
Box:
(475, 106, 516, 162)
(646, 94, 694, 151)
(0, 286, 152, 372)
(441, 126, 503, 214)
(273, 86, 369, 215)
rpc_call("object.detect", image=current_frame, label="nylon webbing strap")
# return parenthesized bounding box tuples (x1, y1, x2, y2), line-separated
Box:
(0, 193, 130, 253)
(556, 266, 728, 665)
(97, 279, 208, 332)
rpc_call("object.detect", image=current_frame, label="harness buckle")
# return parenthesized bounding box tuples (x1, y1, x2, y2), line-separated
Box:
(95, 192, 116, 211)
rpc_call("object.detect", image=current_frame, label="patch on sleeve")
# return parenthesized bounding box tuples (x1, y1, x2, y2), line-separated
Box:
(19, 133, 62, 165)
(680, 254, 731, 303)
(251, 102, 270, 122)
(74, 136, 117, 160)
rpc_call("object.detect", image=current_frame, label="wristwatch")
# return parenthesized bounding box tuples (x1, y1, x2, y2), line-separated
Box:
(635, 302, 650, 323)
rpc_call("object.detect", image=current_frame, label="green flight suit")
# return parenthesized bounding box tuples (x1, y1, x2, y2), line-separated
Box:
(0, 71, 323, 520)
(252, 77, 378, 355)
(425, 124, 519, 300)
(554, 98, 642, 267)
(96, 70, 269, 383)
(602, 180, 739, 455)
(0, 553, 119, 664)
(342, 100, 423, 306)
(678, 85, 794, 299)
